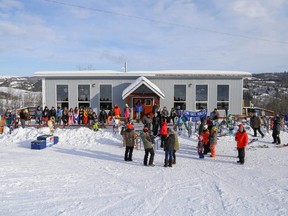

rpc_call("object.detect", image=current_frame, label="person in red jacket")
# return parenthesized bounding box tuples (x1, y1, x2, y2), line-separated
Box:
(160, 121, 168, 148)
(235, 123, 249, 165)
(113, 104, 121, 118)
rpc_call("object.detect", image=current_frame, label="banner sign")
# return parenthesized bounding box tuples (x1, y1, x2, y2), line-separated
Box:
(182, 109, 207, 121)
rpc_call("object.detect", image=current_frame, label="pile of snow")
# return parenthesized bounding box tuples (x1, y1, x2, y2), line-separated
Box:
(0, 125, 287, 216)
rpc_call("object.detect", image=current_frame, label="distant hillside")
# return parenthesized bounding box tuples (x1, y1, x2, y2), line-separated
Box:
(0, 76, 41, 91)
(243, 72, 288, 114)
(0, 76, 42, 113)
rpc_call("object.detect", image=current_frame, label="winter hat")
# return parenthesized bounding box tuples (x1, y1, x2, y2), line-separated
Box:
(125, 104, 129, 107)
(203, 125, 208, 130)
(238, 123, 243, 128)
(143, 127, 149, 132)
(127, 123, 133, 130)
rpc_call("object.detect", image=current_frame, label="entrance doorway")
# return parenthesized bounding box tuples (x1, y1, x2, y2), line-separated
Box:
(132, 97, 154, 120)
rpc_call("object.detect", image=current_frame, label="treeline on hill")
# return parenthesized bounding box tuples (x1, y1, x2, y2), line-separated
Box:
(244, 72, 288, 115)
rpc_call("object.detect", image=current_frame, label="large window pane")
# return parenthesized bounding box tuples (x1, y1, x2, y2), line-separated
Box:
(100, 85, 112, 110)
(174, 85, 186, 109)
(57, 85, 68, 101)
(196, 85, 208, 101)
(174, 85, 186, 101)
(217, 85, 229, 101)
(78, 85, 90, 101)
(217, 85, 229, 110)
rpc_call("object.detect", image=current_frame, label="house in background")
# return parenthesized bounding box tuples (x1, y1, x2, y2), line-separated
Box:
(33, 70, 251, 119)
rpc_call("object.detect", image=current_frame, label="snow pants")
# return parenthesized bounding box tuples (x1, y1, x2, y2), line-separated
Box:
(237, 147, 245, 164)
(144, 148, 155, 165)
(124, 146, 134, 161)
(210, 144, 216, 158)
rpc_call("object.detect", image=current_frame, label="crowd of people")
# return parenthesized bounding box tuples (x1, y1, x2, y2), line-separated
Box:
(0, 104, 287, 166)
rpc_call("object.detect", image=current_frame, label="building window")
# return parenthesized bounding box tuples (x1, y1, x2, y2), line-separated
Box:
(145, 99, 152, 106)
(217, 85, 229, 110)
(56, 85, 69, 109)
(100, 84, 112, 110)
(78, 84, 90, 108)
(174, 85, 186, 109)
(196, 85, 208, 110)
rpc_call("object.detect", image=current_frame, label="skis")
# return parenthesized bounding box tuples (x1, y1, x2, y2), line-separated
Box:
(248, 138, 258, 145)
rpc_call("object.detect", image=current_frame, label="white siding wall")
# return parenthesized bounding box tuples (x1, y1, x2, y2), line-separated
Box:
(44, 76, 244, 116)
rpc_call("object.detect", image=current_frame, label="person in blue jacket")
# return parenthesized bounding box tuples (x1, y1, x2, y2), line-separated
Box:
(134, 101, 143, 123)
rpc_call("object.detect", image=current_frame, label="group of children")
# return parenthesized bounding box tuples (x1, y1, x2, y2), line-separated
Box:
(197, 123, 249, 164)
(121, 121, 179, 167)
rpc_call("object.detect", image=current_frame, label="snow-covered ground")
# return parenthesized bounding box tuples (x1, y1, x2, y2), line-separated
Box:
(0, 124, 287, 216)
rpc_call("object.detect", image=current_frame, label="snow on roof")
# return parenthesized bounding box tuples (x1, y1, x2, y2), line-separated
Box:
(122, 76, 165, 99)
(33, 70, 252, 78)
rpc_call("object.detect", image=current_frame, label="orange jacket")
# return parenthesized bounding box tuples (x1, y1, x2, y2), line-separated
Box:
(114, 107, 121, 116)
(235, 130, 248, 148)
(201, 130, 210, 145)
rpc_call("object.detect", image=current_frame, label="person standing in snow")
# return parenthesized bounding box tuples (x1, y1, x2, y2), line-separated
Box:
(235, 123, 248, 164)
(152, 111, 161, 136)
(197, 135, 205, 159)
(169, 128, 179, 164)
(68, 108, 74, 125)
(42, 106, 50, 126)
(209, 126, 218, 158)
(113, 104, 121, 118)
(272, 114, 281, 145)
(123, 123, 138, 161)
(123, 104, 131, 123)
(169, 107, 176, 124)
(49, 106, 56, 120)
(210, 108, 220, 128)
(19, 109, 26, 128)
(55, 106, 62, 125)
(160, 121, 168, 148)
(99, 108, 108, 128)
(61, 107, 68, 127)
(73, 107, 79, 125)
(142, 113, 151, 131)
(134, 101, 143, 123)
(161, 106, 169, 123)
(250, 111, 265, 138)
(163, 129, 175, 167)
(35, 106, 43, 125)
(201, 125, 210, 155)
(140, 127, 155, 166)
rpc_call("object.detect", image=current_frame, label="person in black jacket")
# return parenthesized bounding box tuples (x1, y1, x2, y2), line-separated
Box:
(99, 108, 108, 128)
(164, 130, 175, 167)
(272, 114, 281, 144)
(19, 109, 26, 128)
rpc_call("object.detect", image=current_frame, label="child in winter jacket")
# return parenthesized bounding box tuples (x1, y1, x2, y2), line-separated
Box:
(68, 108, 74, 125)
(209, 126, 218, 158)
(123, 104, 131, 123)
(123, 123, 138, 161)
(201, 125, 210, 155)
(164, 130, 175, 167)
(160, 121, 168, 148)
(169, 128, 179, 164)
(83, 107, 89, 124)
(140, 127, 155, 166)
(197, 135, 205, 159)
(235, 124, 248, 164)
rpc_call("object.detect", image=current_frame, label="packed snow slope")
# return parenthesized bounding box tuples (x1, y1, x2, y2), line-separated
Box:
(0, 125, 287, 216)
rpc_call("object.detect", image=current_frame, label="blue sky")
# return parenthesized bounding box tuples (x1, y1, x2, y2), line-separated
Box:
(0, 0, 287, 76)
